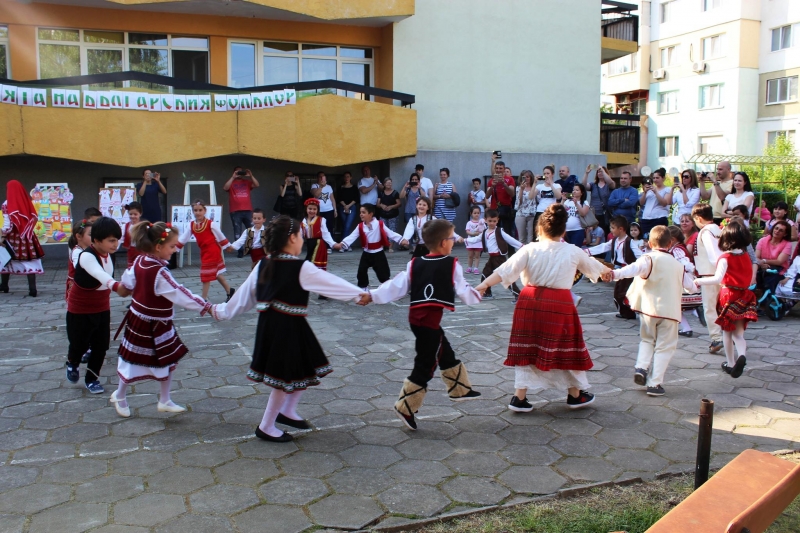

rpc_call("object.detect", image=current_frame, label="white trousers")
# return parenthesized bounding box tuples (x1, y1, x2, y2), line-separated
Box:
(635, 315, 678, 387)
(701, 283, 722, 342)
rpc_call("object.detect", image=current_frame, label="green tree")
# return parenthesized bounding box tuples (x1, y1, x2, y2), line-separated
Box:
(741, 136, 800, 210)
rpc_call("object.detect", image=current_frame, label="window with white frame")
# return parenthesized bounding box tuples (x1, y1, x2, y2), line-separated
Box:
(630, 99, 647, 115)
(699, 84, 723, 109)
(36, 28, 208, 89)
(702, 34, 726, 60)
(767, 76, 799, 104)
(660, 0, 675, 23)
(608, 53, 638, 76)
(657, 91, 679, 114)
(771, 24, 797, 52)
(698, 135, 724, 154)
(768, 130, 796, 146)
(702, 0, 722, 11)
(228, 41, 374, 99)
(0, 26, 8, 78)
(659, 136, 679, 157)
(660, 45, 679, 67)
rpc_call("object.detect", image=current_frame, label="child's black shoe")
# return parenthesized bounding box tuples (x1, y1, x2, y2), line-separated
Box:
(395, 408, 417, 430)
(730, 355, 746, 378)
(226, 288, 235, 302)
(508, 395, 534, 413)
(567, 390, 595, 409)
(646, 385, 665, 396)
(65, 362, 79, 384)
(451, 390, 481, 402)
(633, 367, 648, 386)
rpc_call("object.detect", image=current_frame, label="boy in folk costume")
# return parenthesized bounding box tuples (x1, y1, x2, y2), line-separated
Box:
(334, 203, 408, 289)
(227, 208, 267, 270)
(364, 219, 482, 430)
(603, 226, 694, 396)
(585, 215, 637, 319)
(464, 209, 523, 299)
(691, 203, 724, 354)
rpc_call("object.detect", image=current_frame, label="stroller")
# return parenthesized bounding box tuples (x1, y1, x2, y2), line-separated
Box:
(759, 268, 799, 321)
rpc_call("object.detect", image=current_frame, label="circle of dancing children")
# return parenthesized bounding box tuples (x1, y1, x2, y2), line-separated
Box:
(177, 200, 235, 301)
(228, 208, 267, 270)
(365, 218, 483, 430)
(402, 196, 435, 258)
(1, 180, 45, 297)
(213, 216, 367, 442)
(475, 204, 610, 411)
(112, 221, 216, 418)
(464, 205, 487, 274)
(465, 209, 523, 300)
(118, 201, 143, 268)
(695, 219, 758, 378)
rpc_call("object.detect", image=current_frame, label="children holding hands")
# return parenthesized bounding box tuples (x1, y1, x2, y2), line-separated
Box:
(465, 209, 523, 299)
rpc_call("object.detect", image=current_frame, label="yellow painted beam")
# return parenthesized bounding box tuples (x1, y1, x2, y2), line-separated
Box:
(602, 151, 640, 166)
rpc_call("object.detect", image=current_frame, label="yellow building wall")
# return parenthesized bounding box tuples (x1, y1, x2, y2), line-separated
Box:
(0, 103, 24, 157)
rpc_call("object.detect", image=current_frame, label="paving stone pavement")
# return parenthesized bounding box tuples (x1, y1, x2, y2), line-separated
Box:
(1, 246, 800, 532)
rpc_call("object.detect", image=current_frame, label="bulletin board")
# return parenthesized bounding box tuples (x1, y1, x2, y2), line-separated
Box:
(31, 183, 73, 244)
(99, 186, 137, 226)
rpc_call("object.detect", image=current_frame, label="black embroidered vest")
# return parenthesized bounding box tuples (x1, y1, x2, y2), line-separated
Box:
(409, 255, 456, 311)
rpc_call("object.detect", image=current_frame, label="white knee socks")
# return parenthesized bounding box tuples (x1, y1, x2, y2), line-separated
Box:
(732, 329, 747, 360)
(159, 374, 173, 405)
(115, 382, 128, 408)
(280, 391, 305, 421)
(722, 331, 736, 367)
(260, 389, 288, 437)
(679, 314, 691, 332)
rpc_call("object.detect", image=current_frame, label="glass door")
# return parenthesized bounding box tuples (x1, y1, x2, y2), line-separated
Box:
(341, 63, 371, 100)
(230, 42, 256, 88)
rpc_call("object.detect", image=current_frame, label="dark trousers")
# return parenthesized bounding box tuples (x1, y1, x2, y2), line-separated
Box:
(639, 217, 669, 238)
(481, 255, 520, 297)
(66, 310, 110, 384)
(357, 250, 391, 288)
(499, 207, 515, 237)
(230, 210, 253, 257)
(320, 210, 336, 240)
(408, 325, 460, 387)
(758, 270, 783, 295)
(0, 273, 36, 293)
(614, 277, 636, 318)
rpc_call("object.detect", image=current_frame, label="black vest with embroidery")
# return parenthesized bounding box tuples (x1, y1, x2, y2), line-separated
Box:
(255, 256, 309, 316)
(73, 246, 104, 289)
(409, 255, 456, 311)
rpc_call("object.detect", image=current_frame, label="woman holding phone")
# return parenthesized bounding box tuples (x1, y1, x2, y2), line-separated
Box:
(638, 168, 672, 237)
(582, 164, 615, 234)
(672, 169, 701, 224)
(278, 171, 302, 218)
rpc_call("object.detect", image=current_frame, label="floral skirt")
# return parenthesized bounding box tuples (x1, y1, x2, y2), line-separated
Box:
(716, 287, 758, 331)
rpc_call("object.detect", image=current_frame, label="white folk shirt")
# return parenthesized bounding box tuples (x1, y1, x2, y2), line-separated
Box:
(402, 215, 435, 243)
(370, 260, 482, 305)
(586, 237, 631, 266)
(302, 217, 336, 248)
(78, 250, 117, 291)
(230, 226, 265, 251)
(341, 220, 404, 254)
(494, 240, 607, 290)
(464, 229, 523, 254)
(121, 260, 211, 318)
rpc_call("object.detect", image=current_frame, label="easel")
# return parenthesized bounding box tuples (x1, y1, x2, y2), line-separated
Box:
(178, 181, 217, 268)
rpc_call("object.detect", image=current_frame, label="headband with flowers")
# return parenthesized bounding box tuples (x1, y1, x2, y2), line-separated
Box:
(304, 198, 320, 208)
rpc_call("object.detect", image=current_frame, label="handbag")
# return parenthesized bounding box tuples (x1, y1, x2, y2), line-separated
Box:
(579, 206, 599, 229)
(444, 192, 461, 208)
(272, 195, 283, 213)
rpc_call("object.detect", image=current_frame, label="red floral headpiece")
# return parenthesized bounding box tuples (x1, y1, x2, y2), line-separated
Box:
(304, 198, 320, 207)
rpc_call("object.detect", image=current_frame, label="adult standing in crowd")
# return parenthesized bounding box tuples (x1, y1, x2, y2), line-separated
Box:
(432, 168, 458, 223)
(278, 171, 302, 218)
(671, 169, 700, 225)
(534, 165, 562, 234)
(556, 166, 579, 197)
(377, 178, 402, 250)
(563, 183, 590, 247)
(700, 160, 734, 225)
(1, 180, 44, 297)
(137, 169, 166, 222)
(224, 166, 259, 258)
(756, 220, 793, 299)
(359, 165, 382, 206)
(414, 164, 434, 201)
(638, 167, 672, 236)
(488, 153, 516, 235)
(337, 171, 359, 242)
(311, 171, 337, 236)
(607, 171, 639, 223)
(400, 173, 424, 227)
(515, 170, 537, 245)
(582, 164, 615, 233)
(765, 201, 798, 241)
(721, 171, 755, 220)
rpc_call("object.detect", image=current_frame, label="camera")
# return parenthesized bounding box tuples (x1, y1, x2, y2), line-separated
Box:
(493, 150, 502, 158)
(642, 177, 653, 186)
(236, 170, 248, 176)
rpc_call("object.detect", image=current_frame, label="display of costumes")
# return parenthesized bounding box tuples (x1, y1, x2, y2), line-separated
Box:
(177, 219, 231, 282)
(1, 182, 45, 276)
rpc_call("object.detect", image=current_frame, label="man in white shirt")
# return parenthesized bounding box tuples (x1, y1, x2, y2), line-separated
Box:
(415, 164, 434, 199)
(359, 165, 382, 206)
(311, 171, 337, 235)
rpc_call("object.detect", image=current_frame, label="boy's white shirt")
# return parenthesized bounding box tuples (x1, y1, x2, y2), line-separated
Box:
(230, 225, 265, 251)
(340, 219, 404, 253)
(613, 252, 696, 291)
(464, 228, 523, 252)
(370, 259, 482, 305)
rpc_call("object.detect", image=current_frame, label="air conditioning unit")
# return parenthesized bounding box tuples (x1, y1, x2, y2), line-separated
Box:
(692, 61, 707, 73)
(653, 68, 666, 80)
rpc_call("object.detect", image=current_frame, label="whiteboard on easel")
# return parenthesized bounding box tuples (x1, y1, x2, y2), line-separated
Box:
(178, 181, 218, 268)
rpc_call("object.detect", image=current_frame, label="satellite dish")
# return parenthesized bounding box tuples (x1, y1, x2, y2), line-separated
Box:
(641, 166, 653, 177)
(669, 167, 680, 178)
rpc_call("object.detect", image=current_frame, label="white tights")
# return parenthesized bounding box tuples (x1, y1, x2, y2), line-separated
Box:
(114, 373, 177, 409)
(259, 389, 305, 437)
(679, 313, 691, 332)
(722, 322, 747, 367)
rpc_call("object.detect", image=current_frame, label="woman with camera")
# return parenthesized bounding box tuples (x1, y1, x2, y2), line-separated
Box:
(582, 164, 615, 234)
(515, 170, 537, 244)
(278, 171, 302, 218)
(672, 169, 701, 225)
(638, 168, 672, 237)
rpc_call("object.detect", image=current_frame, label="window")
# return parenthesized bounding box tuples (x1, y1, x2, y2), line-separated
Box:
(702, 0, 722, 11)
(661, 0, 675, 23)
(767, 76, 798, 104)
(699, 84, 723, 109)
(768, 130, 796, 145)
(657, 91, 679, 114)
(699, 135, 724, 154)
(37, 28, 209, 90)
(0, 25, 8, 78)
(771, 25, 796, 52)
(660, 45, 679, 67)
(659, 136, 679, 157)
(229, 40, 374, 100)
(608, 53, 638, 75)
(702, 34, 726, 59)
(630, 99, 647, 115)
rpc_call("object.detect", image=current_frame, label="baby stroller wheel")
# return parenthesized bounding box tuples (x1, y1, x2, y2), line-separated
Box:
(768, 295, 783, 321)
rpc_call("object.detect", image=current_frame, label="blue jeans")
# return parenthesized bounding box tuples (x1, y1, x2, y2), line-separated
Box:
(566, 229, 585, 248)
(339, 206, 358, 239)
(230, 210, 252, 257)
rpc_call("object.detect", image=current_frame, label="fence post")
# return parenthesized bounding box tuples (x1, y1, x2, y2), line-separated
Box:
(694, 398, 714, 489)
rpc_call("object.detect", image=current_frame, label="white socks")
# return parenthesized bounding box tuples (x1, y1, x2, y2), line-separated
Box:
(159, 374, 174, 405)
(115, 382, 128, 408)
(679, 314, 691, 332)
(280, 391, 305, 421)
(722, 326, 747, 367)
(260, 389, 288, 437)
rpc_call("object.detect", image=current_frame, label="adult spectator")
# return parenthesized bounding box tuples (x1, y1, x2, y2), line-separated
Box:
(534, 165, 562, 233)
(563, 183, 590, 247)
(671, 169, 700, 225)
(488, 153, 516, 234)
(766, 201, 798, 241)
(794, 192, 800, 224)
(359, 165, 382, 206)
(432, 168, 458, 223)
(515, 170, 536, 244)
(756, 220, 793, 298)
(278, 171, 302, 218)
(468, 178, 487, 218)
(377, 178, 402, 249)
(337, 171, 359, 241)
(753, 199, 771, 228)
(607, 171, 639, 223)
(400, 173, 424, 227)
(137, 169, 166, 222)
(638, 167, 672, 236)
(556, 166, 579, 197)
(224, 166, 259, 258)
(680, 213, 699, 256)
(582, 164, 615, 233)
(721, 171, 755, 219)
(699, 160, 734, 225)
(414, 164, 433, 200)
(311, 171, 337, 235)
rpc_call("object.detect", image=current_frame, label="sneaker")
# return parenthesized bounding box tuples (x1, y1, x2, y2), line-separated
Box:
(85, 381, 104, 394)
(678, 330, 693, 338)
(708, 340, 724, 354)
(226, 288, 235, 303)
(65, 362, 79, 384)
(574, 295, 583, 308)
(81, 349, 91, 364)
(567, 390, 595, 409)
(451, 390, 482, 402)
(730, 355, 747, 379)
(646, 385, 666, 396)
(633, 367, 648, 386)
(395, 408, 417, 430)
(721, 362, 732, 375)
(508, 395, 534, 413)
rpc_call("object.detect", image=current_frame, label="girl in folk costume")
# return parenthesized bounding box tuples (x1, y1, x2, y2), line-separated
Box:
(213, 216, 366, 442)
(177, 200, 234, 301)
(667, 225, 700, 338)
(112, 222, 216, 418)
(1, 180, 45, 297)
(476, 204, 611, 412)
(302, 198, 336, 270)
(695, 219, 758, 379)
(401, 196, 436, 258)
(118, 201, 143, 268)
(66, 219, 92, 301)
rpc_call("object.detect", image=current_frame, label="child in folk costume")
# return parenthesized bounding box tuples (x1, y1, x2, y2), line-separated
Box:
(177, 200, 234, 301)
(1, 180, 45, 297)
(465, 205, 487, 274)
(213, 216, 367, 442)
(695, 220, 758, 379)
(65, 217, 129, 394)
(302, 198, 336, 270)
(476, 205, 610, 412)
(667, 225, 701, 338)
(605, 226, 693, 396)
(464, 209, 523, 299)
(401, 196, 435, 258)
(692, 203, 724, 354)
(366, 219, 482, 430)
(227, 208, 267, 270)
(334, 204, 408, 289)
(112, 222, 216, 418)
(585, 215, 638, 319)
(66, 219, 92, 301)
(118, 201, 143, 268)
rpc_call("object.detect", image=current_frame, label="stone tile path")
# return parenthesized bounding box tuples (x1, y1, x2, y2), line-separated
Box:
(1, 247, 799, 532)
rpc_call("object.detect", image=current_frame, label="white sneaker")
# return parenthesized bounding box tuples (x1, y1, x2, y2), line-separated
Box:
(110, 391, 130, 418)
(157, 401, 187, 413)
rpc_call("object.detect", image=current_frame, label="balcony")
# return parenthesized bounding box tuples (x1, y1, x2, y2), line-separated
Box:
(600, 112, 641, 166)
(601, 2, 639, 64)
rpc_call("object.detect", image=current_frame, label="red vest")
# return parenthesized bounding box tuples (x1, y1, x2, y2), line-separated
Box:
(358, 220, 390, 250)
(305, 216, 323, 239)
(130, 255, 175, 320)
(67, 246, 110, 314)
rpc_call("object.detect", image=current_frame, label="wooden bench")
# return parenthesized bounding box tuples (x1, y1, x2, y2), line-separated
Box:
(633, 449, 800, 533)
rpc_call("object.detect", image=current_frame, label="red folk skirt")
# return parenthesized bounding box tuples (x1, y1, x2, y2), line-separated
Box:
(199, 246, 226, 282)
(305, 238, 329, 270)
(504, 286, 593, 372)
(116, 311, 188, 369)
(716, 286, 758, 331)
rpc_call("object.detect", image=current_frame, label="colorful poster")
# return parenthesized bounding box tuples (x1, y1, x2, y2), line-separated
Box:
(171, 205, 222, 243)
(30, 183, 73, 244)
(99, 187, 136, 226)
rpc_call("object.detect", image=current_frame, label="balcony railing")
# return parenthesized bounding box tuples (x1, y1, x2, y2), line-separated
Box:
(602, 14, 639, 43)
(600, 112, 640, 154)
